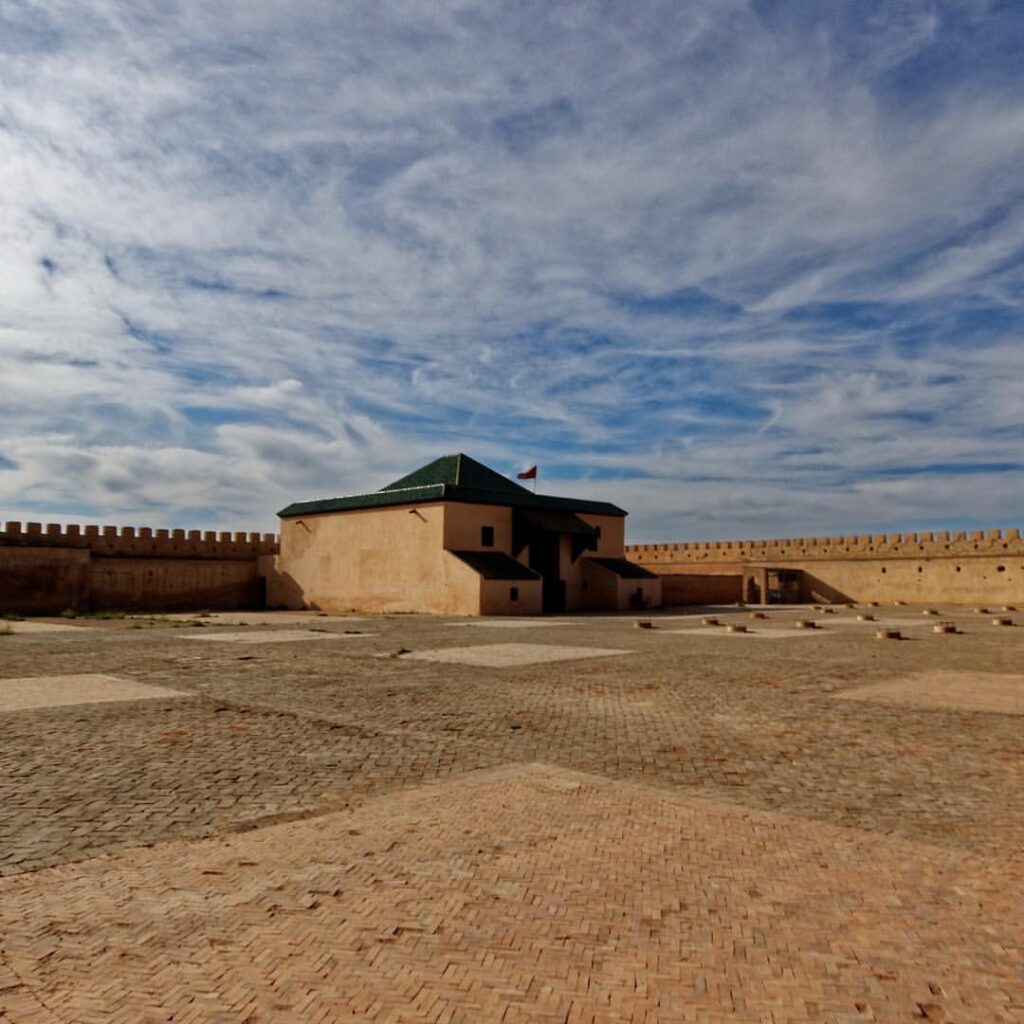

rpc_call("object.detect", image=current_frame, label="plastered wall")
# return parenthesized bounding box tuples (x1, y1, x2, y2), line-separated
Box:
(627, 527, 1024, 605)
(659, 573, 743, 606)
(0, 521, 277, 613)
(273, 504, 634, 615)
(479, 577, 543, 616)
(442, 503, 514, 552)
(271, 504, 484, 615)
(560, 514, 627, 611)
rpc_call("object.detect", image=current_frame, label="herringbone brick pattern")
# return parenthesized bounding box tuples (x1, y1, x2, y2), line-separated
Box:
(1, 764, 1021, 1023)
(2, 611, 1024, 876)
(1, 610, 1022, 1020)
(0, 698, 499, 877)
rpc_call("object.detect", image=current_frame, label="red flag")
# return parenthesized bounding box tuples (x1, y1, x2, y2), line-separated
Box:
(517, 465, 537, 480)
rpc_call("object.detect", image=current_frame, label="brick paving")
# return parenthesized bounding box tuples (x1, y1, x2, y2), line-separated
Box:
(0, 608, 1022, 1020)
(1, 764, 1021, 1023)
(0, 697, 498, 878)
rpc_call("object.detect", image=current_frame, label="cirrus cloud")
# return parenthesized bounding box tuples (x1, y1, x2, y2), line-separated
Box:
(1, 0, 1022, 539)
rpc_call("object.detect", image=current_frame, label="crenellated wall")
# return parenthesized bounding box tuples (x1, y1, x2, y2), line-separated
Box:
(626, 527, 1024, 605)
(0, 521, 279, 614)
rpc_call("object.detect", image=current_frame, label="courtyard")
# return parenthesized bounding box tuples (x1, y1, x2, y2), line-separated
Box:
(0, 605, 1022, 1023)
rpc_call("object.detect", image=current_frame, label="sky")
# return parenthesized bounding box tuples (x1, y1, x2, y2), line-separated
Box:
(1, 0, 1022, 542)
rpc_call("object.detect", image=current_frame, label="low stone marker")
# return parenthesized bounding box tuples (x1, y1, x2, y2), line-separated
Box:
(876, 628, 901, 640)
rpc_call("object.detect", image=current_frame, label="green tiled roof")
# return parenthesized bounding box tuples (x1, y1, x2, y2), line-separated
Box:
(384, 454, 529, 495)
(278, 454, 627, 519)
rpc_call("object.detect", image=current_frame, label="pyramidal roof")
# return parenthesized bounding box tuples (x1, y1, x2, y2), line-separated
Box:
(278, 453, 626, 519)
(383, 454, 530, 495)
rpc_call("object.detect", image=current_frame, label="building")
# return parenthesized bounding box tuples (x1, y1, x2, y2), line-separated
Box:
(269, 454, 661, 615)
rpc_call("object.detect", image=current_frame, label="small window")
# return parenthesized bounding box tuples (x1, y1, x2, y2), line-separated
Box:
(509, 586, 519, 602)
(481, 526, 494, 547)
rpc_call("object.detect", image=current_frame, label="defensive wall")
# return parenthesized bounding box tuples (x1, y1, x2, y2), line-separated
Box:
(0, 521, 279, 614)
(6, 517, 1023, 613)
(627, 527, 1024, 606)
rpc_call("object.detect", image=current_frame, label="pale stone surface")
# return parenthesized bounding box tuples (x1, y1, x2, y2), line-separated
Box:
(1, 621, 97, 634)
(446, 619, 582, 629)
(663, 627, 826, 639)
(834, 671, 1024, 715)
(179, 629, 376, 644)
(401, 642, 628, 666)
(826, 616, 942, 628)
(0, 674, 189, 712)
(161, 611, 364, 624)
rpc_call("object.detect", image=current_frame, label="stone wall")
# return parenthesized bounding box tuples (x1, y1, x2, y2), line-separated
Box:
(0, 522, 279, 614)
(627, 527, 1024, 605)
(660, 573, 743, 606)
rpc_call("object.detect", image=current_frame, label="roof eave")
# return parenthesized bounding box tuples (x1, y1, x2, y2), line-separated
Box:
(278, 483, 627, 519)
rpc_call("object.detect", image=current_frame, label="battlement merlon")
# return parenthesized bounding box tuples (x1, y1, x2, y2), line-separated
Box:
(626, 527, 1023, 562)
(1, 522, 280, 559)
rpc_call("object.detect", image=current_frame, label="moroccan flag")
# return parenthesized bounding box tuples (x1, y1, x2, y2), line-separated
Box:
(517, 465, 537, 480)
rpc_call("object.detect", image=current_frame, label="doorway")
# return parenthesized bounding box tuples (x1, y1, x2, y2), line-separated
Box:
(528, 531, 565, 613)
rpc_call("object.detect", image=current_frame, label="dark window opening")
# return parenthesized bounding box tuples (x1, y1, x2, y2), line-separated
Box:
(481, 526, 494, 547)
(509, 586, 519, 602)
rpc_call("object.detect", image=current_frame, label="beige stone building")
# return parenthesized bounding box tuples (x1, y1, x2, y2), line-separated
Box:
(270, 454, 661, 615)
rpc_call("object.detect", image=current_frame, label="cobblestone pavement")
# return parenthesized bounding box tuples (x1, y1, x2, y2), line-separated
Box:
(1, 608, 1022, 1020)
(1, 764, 1021, 1023)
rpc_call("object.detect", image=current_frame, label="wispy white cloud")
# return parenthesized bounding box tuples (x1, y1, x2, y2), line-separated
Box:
(1, 0, 1022, 537)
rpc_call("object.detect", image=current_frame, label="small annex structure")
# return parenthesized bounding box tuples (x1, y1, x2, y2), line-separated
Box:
(269, 454, 661, 615)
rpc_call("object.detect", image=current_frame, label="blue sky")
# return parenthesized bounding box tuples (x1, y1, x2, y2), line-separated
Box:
(1, 0, 1022, 541)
